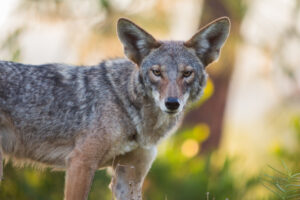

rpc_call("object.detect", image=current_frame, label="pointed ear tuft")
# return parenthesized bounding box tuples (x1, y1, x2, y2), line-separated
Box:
(184, 17, 230, 66)
(117, 18, 161, 65)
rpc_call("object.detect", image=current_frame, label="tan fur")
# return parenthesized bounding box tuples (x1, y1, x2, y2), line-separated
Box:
(64, 134, 111, 200)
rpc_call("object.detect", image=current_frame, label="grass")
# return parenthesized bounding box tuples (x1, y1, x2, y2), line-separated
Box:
(261, 161, 300, 200)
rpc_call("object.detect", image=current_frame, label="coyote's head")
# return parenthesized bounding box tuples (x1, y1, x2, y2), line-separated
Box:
(117, 17, 230, 115)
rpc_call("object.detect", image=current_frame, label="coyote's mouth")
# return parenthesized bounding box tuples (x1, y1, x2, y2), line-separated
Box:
(165, 110, 179, 115)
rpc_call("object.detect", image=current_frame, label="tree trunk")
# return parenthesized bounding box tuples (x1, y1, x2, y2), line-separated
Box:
(183, 0, 241, 152)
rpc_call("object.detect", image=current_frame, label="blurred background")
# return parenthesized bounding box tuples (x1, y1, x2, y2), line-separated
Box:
(0, 0, 300, 199)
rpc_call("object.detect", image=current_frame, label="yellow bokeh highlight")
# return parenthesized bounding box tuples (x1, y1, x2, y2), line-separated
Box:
(189, 78, 214, 110)
(268, 140, 282, 155)
(204, 78, 214, 99)
(181, 139, 199, 158)
(192, 123, 210, 142)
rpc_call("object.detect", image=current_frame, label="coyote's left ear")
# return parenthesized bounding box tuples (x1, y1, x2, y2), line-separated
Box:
(117, 18, 161, 65)
(184, 17, 230, 67)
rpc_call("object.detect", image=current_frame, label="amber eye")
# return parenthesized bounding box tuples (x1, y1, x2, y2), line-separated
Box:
(183, 71, 193, 78)
(152, 69, 162, 77)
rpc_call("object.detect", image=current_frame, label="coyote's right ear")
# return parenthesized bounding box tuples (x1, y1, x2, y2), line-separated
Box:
(117, 18, 161, 65)
(184, 17, 230, 67)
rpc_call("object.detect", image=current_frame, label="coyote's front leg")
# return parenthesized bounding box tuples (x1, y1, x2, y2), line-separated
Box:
(110, 147, 157, 200)
(64, 134, 110, 200)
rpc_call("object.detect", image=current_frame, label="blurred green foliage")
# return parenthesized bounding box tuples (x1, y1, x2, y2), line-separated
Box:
(0, 163, 112, 200)
(262, 162, 300, 200)
(262, 115, 300, 200)
(269, 114, 300, 170)
(145, 137, 259, 200)
(0, 164, 64, 200)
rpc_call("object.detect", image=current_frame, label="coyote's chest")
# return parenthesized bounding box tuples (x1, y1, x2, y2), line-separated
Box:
(136, 110, 183, 148)
(118, 140, 139, 155)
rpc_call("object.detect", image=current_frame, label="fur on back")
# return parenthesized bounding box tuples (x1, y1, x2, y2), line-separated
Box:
(0, 60, 133, 167)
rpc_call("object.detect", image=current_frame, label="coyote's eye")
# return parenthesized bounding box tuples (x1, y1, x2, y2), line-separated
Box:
(152, 69, 162, 77)
(183, 71, 193, 78)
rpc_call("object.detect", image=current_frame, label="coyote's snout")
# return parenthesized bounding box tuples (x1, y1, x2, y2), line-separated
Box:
(0, 17, 230, 200)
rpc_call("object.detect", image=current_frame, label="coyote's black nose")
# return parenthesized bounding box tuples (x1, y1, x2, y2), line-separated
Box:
(165, 97, 180, 111)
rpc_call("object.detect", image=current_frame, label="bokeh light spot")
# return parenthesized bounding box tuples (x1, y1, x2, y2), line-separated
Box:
(181, 139, 199, 158)
(193, 123, 210, 142)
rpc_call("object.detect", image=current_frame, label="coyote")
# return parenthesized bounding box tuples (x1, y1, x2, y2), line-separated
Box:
(0, 17, 230, 200)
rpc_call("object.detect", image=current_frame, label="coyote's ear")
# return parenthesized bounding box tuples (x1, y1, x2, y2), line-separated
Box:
(184, 17, 230, 67)
(117, 18, 161, 65)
